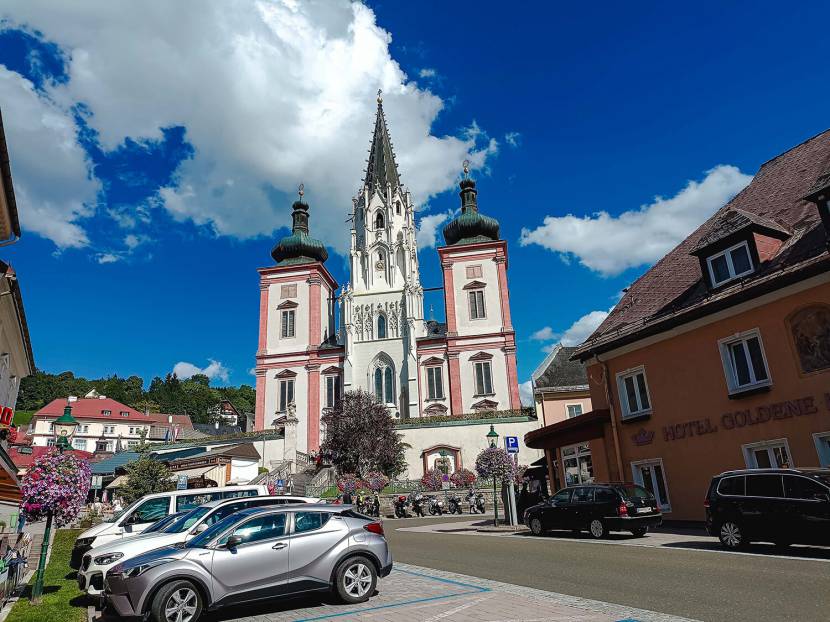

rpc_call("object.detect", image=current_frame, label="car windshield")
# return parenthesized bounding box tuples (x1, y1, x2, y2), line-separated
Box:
(185, 512, 241, 548)
(164, 506, 212, 533)
(615, 484, 654, 500)
(142, 512, 185, 534)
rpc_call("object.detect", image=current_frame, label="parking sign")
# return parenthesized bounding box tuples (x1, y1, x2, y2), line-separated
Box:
(505, 436, 519, 454)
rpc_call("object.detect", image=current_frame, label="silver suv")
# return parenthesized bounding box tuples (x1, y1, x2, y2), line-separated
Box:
(103, 504, 392, 622)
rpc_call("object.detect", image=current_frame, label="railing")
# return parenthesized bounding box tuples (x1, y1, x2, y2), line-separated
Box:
(296, 451, 312, 468)
(251, 460, 292, 485)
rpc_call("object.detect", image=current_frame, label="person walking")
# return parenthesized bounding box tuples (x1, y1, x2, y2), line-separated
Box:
(342, 489, 353, 505)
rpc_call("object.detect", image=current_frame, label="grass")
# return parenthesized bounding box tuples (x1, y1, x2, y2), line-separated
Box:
(7, 529, 87, 622)
(12, 411, 35, 427)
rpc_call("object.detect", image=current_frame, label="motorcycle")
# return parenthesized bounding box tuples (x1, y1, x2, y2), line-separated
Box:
(394, 495, 410, 518)
(427, 495, 445, 516)
(446, 493, 463, 515)
(467, 490, 486, 514)
(410, 492, 426, 517)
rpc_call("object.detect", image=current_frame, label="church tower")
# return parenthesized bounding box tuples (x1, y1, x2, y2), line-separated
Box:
(341, 92, 425, 417)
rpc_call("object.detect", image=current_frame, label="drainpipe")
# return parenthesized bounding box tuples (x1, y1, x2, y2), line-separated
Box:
(597, 354, 625, 482)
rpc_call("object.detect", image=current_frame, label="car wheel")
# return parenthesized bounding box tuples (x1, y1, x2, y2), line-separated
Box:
(588, 519, 607, 539)
(631, 526, 648, 537)
(150, 580, 203, 622)
(718, 520, 746, 549)
(335, 556, 377, 604)
(529, 517, 544, 536)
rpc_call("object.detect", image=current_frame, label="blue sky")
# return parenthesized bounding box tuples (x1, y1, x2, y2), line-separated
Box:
(0, 1, 828, 394)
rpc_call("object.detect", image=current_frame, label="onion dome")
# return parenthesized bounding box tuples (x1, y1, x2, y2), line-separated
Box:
(271, 184, 329, 265)
(442, 162, 500, 246)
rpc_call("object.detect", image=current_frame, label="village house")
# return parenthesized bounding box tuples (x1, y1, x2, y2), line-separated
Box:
(526, 129, 830, 521)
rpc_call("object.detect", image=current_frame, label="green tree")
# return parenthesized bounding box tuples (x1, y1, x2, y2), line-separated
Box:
(320, 390, 408, 478)
(122, 450, 174, 504)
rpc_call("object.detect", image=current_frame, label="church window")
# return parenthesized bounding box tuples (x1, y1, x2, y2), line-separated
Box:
(325, 375, 341, 408)
(374, 368, 383, 401)
(465, 265, 482, 279)
(278, 379, 295, 413)
(384, 367, 394, 404)
(468, 290, 486, 320)
(427, 366, 444, 400)
(474, 361, 493, 396)
(378, 314, 387, 339)
(375, 211, 385, 229)
(373, 365, 395, 404)
(280, 310, 296, 338)
(396, 201, 401, 215)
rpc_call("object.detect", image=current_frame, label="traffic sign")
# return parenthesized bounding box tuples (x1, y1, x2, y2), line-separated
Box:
(177, 474, 188, 490)
(505, 436, 520, 454)
(91, 475, 103, 490)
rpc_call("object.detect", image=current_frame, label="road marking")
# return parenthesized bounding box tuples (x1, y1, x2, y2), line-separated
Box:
(420, 594, 491, 621)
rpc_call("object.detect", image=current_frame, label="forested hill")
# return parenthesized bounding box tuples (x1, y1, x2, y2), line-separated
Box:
(17, 370, 255, 424)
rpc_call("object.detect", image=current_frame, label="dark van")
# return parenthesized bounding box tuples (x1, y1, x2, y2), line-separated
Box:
(705, 469, 830, 549)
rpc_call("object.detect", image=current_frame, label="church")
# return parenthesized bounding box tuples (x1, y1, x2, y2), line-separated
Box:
(254, 94, 540, 478)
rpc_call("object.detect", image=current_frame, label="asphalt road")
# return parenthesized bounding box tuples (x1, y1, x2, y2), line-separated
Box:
(384, 515, 830, 622)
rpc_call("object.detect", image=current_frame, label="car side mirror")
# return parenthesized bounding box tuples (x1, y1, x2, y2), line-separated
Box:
(193, 523, 209, 534)
(225, 535, 243, 549)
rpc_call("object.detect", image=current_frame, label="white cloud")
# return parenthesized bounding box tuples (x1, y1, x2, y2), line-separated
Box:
(530, 326, 555, 341)
(1, 1, 499, 253)
(95, 252, 120, 264)
(504, 131, 521, 147)
(559, 310, 610, 346)
(0, 67, 99, 248)
(123, 233, 150, 250)
(519, 165, 752, 276)
(418, 68, 436, 78)
(519, 380, 534, 407)
(416, 210, 452, 250)
(173, 359, 230, 383)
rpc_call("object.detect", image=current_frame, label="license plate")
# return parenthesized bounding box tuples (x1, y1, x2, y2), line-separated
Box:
(636, 507, 651, 513)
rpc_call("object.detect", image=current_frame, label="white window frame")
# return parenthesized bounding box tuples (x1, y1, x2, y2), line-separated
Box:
(631, 458, 672, 513)
(426, 366, 444, 400)
(718, 329, 772, 394)
(278, 379, 295, 413)
(280, 309, 296, 339)
(616, 366, 652, 419)
(813, 431, 830, 468)
(468, 289, 486, 320)
(742, 438, 792, 469)
(473, 361, 493, 396)
(324, 375, 341, 409)
(706, 240, 754, 287)
(566, 403, 583, 419)
(71, 438, 87, 451)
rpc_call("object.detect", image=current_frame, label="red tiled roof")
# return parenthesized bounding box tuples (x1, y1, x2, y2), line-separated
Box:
(8, 445, 93, 470)
(576, 128, 830, 358)
(36, 398, 160, 423)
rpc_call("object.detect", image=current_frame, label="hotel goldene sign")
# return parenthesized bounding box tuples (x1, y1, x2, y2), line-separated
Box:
(660, 393, 829, 442)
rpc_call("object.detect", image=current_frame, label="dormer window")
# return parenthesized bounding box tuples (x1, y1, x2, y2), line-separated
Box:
(102, 410, 111, 416)
(706, 241, 754, 287)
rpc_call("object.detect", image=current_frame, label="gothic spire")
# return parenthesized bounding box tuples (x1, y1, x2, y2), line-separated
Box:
(271, 184, 329, 265)
(364, 90, 401, 197)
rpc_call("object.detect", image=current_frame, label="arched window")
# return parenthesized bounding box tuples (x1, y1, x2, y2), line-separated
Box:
(375, 211, 385, 229)
(377, 315, 387, 339)
(374, 368, 383, 402)
(384, 367, 394, 404)
(395, 201, 401, 215)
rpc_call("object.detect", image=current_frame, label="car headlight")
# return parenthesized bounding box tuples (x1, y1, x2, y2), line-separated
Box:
(118, 558, 176, 579)
(93, 552, 124, 566)
(75, 537, 95, 548)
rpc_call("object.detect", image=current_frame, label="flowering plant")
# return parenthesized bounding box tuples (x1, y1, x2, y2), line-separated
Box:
(474, 447, 517, 483)
(20, 450, 91, 527)
(420, 467, 444, 491)
(363, 471, 390, 492)
(336, 473, 363, 493)
(450, 468, 477, 488)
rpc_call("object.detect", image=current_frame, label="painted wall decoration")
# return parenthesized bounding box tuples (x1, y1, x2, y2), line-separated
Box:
(790, 305, 830, 373)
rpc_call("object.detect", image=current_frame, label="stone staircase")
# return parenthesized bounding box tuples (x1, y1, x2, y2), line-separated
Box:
(290, 468, 317, 496)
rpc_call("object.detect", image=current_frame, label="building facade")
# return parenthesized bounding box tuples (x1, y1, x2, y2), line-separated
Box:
(255, 96, 537, 476)
(526, 129, 830, 521)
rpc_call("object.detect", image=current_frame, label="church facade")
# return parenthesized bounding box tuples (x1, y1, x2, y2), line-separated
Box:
(254, 96, 538, 477)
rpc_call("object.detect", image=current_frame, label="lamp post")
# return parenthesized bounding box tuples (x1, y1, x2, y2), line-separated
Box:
(32, 405, 78, 603)
(486, 425, 499, 527)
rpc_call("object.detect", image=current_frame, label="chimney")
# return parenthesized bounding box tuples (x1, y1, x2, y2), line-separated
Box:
(68, 396, 77, 403)
(168, 414, 173, 424)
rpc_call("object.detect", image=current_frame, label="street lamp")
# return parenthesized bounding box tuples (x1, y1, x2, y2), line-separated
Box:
(485, 425, 499, 526)
(32, 404, 80, 603)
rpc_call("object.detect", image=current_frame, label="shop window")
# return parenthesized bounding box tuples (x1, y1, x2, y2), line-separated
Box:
(813, 432, 830, 468)
(789, 305, 830, 374)
(468, 289, 486, 320)
(706, 241, 754, 287)
(742, 438, 791, 469)
(281, 310, 296, 338)
(566, 404, 583, 418)
(426, 366, 444, 400)
(473, 361, 493, 396)
(631, 459, 671, 512)
(562, 443, 593, 486)
(278, 379, 295, 413)
(616, 367, 652, 419)
(718, 329, 770, 394)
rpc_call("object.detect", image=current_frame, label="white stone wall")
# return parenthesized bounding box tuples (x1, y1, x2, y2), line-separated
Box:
(262, 365, 309, 453)
(30, 417, 153, 449)
(451, 255, 503, 335)
(231, 458, 260, 484)
(265, 271, 311, 354)
(458, 347, 511, 412)
(397, 418, 543, 479)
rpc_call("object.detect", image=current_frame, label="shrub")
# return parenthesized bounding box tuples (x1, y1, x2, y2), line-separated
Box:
(450, 468, 477, 488)
(420, 467, 444, 492)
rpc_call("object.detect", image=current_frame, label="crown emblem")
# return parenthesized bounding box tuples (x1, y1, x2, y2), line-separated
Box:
(632, 428, 655, 446)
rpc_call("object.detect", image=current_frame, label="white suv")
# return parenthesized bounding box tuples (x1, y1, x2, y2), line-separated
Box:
(78, 495, 319, 595)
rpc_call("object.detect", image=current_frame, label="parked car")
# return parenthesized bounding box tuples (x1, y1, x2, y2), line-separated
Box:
(78, 495, 320, 596)
(71, 485, 268, 569)
(103, 504, 392, 622)
(524, 483, 662, 538)
(705, 468, 830, 549)
(139, 511, 190, 535)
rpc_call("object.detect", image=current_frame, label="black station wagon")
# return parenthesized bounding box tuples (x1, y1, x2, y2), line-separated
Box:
(524, 483, 663, 539)
(705, 468, 830, 549)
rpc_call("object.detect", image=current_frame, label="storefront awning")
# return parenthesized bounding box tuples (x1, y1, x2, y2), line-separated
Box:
(106, 474, 129, 489)
(524, 409, 610, 450)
